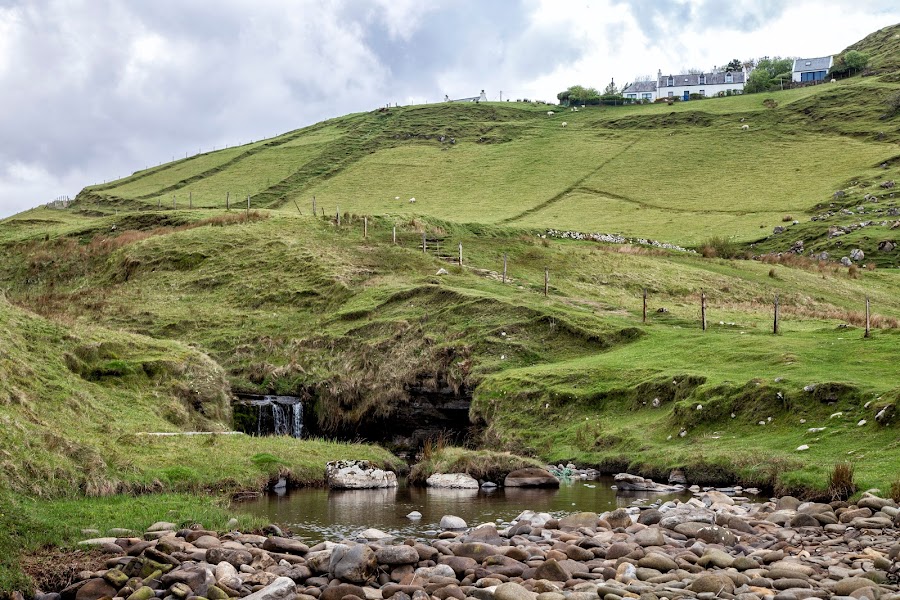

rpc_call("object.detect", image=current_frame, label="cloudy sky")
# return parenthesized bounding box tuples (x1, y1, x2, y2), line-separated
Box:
(1, 0, 898, 218)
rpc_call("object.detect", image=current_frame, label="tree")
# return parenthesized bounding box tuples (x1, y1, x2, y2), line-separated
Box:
(744, 56, 795, 93)
(603, 79, 619, 96)
(557, 85, 600, 106)
(725, 59, 743, 72)
(843, 50, 870, 75)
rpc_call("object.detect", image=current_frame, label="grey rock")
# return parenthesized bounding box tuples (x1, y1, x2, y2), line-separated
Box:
(325, 460, 397, 489)
(440, 515, 468, 530)
(375, 545, 420, 565)
(329, 544, 377, 583)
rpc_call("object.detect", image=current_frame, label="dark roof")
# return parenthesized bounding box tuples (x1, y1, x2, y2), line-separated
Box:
(623, 81, 657, 94)
(657, 71, 745, 87)
(793, 56, 832, 72)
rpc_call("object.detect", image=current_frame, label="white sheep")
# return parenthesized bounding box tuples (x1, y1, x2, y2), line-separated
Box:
(573, 107, 578, 112)
(409, 197, 416, 203)
(831, 78, 837, 83)
(561, 122, 568, 127)
(547, 111, 555, 117)
(741, 124, 749, 130)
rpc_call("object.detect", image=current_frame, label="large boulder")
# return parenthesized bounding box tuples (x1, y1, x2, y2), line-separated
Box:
(426, 473, 479, 489)
(241, 577, 297, 600)
(329, 544, 378, 583)
(325, 460, 397, 489)
(504, 468, 559, 488)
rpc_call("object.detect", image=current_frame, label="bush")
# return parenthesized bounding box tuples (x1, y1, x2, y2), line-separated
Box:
(827, 462, 856, 500)
(885, 91, 900, 118)
(700, 236, 745, 259)
(782, 215, 793, 222)
(689, 93, 705, 101)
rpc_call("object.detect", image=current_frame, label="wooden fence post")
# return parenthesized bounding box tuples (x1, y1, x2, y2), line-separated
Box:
(544, 268, 549, 297)
(701, 290, 707, 331)
(392, 225, 397, 244)
(773, 294, 779, 334)
(364, 217, 368, 239)
(246, 195, 250, 217)
(643, 288, 647, 323)
(173, 194, 176, 210)
(189, 191, 192, 209)
(226, 191, 230, 210)
(458, 242, 463, 266)
(337, 206, 340, 226)
(865, 296, 871, 338)
(157, 197, 161, 209)
(312, 196, 316, 215)
(503, 254, 508, 283)
(422, 231, 427, 253)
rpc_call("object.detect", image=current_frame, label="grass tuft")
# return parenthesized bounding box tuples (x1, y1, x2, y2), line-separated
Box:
(827, 462, 856, 500)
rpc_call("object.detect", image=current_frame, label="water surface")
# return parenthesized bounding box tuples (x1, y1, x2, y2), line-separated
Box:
(239, 477, 700, 544)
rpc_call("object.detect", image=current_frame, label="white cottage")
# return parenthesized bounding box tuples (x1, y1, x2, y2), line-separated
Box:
(622, 81, 658, 102)
(791, 57, 833, 82)
(656, 68, 746, 101)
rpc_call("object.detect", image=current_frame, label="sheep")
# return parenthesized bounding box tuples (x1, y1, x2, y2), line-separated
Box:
(409, 197, 416, 203)
(547, 111, 555, 116)
(573, 107, 578, 112)
(831, 78, 837, 83)
(741, 124, 749, 130)
(561, 122, 568, 127)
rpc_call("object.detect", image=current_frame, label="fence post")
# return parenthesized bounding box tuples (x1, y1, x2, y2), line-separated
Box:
(246, 195, 250, 217)
(643, 288, 647, 323)
(865, 296, 871, 338)
(422, 231, 427, 253)
(337, 206, 340, 226)
(392, 225, 397, 244)
(226, 191, 230, 210)
(503, 254, 507, 283)
(364, 217, 368, 239)
(458, 242, 463, 266)
(189, 191, 192, 209)
(312, 196, 316, 215)
(773, 294, 779, 334)
(157, 197, 161, 209)
(173, 194, 176, 210)
(544, 268, 549, 297)
(701, 290, 707, 331)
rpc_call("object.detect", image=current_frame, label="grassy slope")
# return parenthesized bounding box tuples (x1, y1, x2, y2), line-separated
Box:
(76, 77, 900, 248)
(1, 208, 897, 494)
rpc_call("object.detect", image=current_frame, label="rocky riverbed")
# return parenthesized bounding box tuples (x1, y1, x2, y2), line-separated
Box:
(52, 491, 898, 600)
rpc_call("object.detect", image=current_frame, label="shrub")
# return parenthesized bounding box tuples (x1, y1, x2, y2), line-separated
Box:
(848, 264, 859, 278)
(700, 236, 745, 259)
(827, 462, 856, 500)
(768, 268, 777, 278)
(886, 91, 900, 118)
(782, 215, 793, 222)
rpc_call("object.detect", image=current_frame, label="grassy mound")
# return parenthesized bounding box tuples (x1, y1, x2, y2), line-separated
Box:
(409, 446, 545, 485)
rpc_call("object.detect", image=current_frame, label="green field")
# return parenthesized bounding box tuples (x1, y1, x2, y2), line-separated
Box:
(2, 23, 900, 596)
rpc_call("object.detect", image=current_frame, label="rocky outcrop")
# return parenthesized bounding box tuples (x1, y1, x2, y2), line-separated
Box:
(324, 460, 397, 489)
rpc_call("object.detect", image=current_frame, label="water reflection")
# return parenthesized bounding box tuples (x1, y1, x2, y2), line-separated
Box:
(239, 477, 706, 544)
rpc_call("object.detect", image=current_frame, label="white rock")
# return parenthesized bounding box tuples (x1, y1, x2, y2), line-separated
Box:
(325, 460, 398, 489)
(439, 515, 468, 529)
(807, 427, 826, 433)
(426, 473, 479, 489)
(406, 511, 422, 520)
(857, 419, 867, 426)
(796, 445, 810, 451)
(436, 268, 449, 275)
(242, 577, 296, 600)
(830, 412, 843, 419)
(358, 528, 392, 540)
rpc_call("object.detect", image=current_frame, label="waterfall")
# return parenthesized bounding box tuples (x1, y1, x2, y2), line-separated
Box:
(236, 395, 305, 437)
(291, 402, 303, 438)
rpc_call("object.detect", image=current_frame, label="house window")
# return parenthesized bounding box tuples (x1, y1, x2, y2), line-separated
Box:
(699, 90, 705, 96)
(642, 92, 652, 100)
(699, 75, 706, 84)
(667, 91, 673, 97)
(667, 77, 673, 86)
(626, 93, 636, 99)
(725, 73, 733, 83)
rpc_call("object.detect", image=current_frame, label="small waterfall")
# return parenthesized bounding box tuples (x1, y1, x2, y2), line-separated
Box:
(291, 402, 303, 439)
(235, 395, 305, 438)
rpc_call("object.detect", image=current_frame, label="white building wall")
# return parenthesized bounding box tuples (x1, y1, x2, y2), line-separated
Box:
(659, 81, 743, 99)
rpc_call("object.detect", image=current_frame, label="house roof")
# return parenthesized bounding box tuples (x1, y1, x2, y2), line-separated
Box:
(793, 56, 832, 72)
(623, 81, 657, 94)
(657, 71, 745, 87)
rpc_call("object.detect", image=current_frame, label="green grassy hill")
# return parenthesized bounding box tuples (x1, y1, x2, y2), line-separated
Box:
(3, 27, 900, 497)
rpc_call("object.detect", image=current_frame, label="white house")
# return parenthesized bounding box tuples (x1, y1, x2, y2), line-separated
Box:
(792, 56, 833, 82)
(623, 68, 747, 102)
(622, 80, 658, 102)
(656, 68, 747, 101)
(445, 90, 488, 103)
